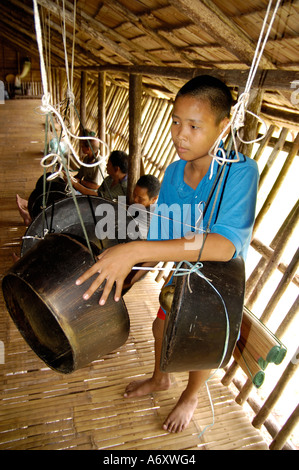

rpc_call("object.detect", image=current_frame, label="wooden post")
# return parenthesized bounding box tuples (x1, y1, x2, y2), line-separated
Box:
(98, 71, 106, 157)
(127, 73, 142, 204)
(238, 88, 264, 158)
(80, 71, 87, 134)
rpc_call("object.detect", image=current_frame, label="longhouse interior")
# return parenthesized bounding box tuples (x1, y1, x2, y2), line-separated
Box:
(0, 0, 298, 451)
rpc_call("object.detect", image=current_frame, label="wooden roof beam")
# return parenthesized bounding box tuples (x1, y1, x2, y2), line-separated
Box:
(169, 0, 276, 68)
(77, 65, 299, 91)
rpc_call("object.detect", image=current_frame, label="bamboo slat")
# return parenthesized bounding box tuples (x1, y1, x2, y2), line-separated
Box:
(240, 307, 287, 366)
(233, 343, 265, 388)
(231, 306, 288, 389)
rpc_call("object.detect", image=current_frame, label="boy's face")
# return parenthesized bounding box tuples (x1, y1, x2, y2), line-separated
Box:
(171, 95, 228, 166)
(133, 185, 157, 208)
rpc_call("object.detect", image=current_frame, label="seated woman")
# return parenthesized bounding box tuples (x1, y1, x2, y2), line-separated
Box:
(67, 137, 100, 193)
(97, 150, 128, 200)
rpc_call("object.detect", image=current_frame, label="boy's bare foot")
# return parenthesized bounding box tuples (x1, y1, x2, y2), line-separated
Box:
(124, 376, 171, 399)
(16, 194, 32, 226)
(163, 390, 198, 433)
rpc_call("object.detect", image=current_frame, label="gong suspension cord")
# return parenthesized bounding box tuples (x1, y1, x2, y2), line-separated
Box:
(45, 113, 96, 260)
(208, 0, 281, 179)
(33, 0, 110, 171)
(32, 0, 111, 258)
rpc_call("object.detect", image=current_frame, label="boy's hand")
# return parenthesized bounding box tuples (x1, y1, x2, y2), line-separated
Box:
(76, 244, 136, 306)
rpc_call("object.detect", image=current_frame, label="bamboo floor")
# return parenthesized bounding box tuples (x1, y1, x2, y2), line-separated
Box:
(0, 100, 269, 450)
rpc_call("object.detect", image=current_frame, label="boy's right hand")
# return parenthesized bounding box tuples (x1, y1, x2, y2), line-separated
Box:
(76, 243, 138, 306)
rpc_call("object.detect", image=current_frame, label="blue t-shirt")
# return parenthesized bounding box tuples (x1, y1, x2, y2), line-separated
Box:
(148, 154, 259, 260)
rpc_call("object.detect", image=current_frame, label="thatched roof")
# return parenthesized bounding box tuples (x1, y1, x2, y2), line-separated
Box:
(0, 0, 298, 128)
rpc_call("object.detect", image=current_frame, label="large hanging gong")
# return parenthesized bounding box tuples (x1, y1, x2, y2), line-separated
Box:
(21, 195, 141, 256)
(160, 257, 245, 372)
(2, 233, 130, 374)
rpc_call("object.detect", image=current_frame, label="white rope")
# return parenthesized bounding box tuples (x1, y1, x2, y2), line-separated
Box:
(70, 0, 77, 93)
(208, 0, 281, 179)
(32, 0, 110, 181)
(60, 0, 75, 103)
(33, 0, 50, 102)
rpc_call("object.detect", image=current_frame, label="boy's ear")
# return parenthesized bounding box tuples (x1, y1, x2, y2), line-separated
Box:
(220, 117, 230, 135)
(150, 195, 159, 204)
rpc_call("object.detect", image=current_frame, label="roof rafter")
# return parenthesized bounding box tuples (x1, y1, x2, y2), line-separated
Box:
(169, 0, 276, 68)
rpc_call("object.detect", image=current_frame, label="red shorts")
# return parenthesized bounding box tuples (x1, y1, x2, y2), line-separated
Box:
(157, 306, 166, 320)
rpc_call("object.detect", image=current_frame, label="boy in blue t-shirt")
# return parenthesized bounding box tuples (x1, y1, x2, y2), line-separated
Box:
(77, 75, 259, 433)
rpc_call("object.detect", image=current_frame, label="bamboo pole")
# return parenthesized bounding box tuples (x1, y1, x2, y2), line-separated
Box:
(246, 201, 299, 299)
(148, 107, 172, 174)
(252, 354, 299, 429)
(127, 73, 142, 204)
(143, 101, 168, 166)
(107, 87, 127, 133)
(269, 403, 299, 450)
(260, 248, 299, 324)
(146, 105, 173, 175)
(229, 375, 294, 450)
(250, 238, 299, 288)
(257, 127, 289, 190)
(160, 145, 177, 176)
(98, 71, 106, 157)
(221, 360, 240, 386)
(253, 132, 299, 235)
(80, 71, 87, 133)
(156, 133, 174, 173)
(233, 343, 265, 388)
(246, 200, 299, 309)
(140, 96, 154, 145)
(253, 124, 277, 162)
(275, 295, 299, 339)
(141, 99, 161, 153)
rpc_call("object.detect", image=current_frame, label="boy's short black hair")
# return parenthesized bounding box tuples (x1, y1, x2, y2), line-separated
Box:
(176, 75, 232, 124)
(109, 150, 129, 174)
(136, 174, 161, 199)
